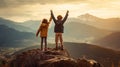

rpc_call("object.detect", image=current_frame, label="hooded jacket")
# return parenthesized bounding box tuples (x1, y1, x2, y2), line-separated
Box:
(37, 23, 49, 37)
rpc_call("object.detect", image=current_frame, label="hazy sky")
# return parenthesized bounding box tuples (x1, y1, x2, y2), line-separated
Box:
(0, 0, 120, 22)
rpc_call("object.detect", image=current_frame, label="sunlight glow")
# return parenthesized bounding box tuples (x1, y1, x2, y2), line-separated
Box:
(1, 0, 120, 22)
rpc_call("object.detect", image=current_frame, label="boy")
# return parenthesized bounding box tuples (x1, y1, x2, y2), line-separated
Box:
(50, 10, 69, 50)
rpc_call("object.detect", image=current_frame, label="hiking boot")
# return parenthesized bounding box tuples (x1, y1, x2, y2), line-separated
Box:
(45, 48, 47, 51)
(61, 45, 64, 50)
(55, 45, 58, 50)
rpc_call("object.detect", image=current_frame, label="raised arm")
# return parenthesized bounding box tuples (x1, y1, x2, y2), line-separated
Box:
(62, 10, 69, 24)
(50, 10, 57, 23)
(48, 16, 52, 24)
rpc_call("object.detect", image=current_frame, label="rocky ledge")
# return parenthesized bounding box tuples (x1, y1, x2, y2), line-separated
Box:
(2, 48, 102, 67)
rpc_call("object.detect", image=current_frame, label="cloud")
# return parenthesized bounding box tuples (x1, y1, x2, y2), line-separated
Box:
(0, 0, 87, 8)
(0, 0, 120, 22)
(0, 0, 119, 8)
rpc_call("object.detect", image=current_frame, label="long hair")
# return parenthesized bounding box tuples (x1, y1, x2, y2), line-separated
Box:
(42, 18, 48, 23)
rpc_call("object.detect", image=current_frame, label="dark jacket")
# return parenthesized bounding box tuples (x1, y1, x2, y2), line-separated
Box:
(51, 11, 68, 33)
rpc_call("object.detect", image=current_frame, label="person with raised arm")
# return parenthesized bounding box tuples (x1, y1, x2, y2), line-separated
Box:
(36, 16, 52, 51)
(50, 10, 69, 50)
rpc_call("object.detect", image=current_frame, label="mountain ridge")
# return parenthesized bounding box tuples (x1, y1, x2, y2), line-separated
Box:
(93, 32, 120, 51)
(0, 17, 33, 32)
(77, 13, 120, 31)
(0, 25, 35, 47)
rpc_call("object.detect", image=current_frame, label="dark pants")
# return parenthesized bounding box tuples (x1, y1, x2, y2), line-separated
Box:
(41, 37, 47, 51)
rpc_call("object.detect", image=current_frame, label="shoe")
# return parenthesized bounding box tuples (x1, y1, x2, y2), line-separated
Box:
(45, 48, 47, 51)
(61, 45, 64, 50)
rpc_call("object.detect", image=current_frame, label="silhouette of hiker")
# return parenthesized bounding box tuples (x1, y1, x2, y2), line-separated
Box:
(36, 16, 52, 51)
(50, 10, 69, 50)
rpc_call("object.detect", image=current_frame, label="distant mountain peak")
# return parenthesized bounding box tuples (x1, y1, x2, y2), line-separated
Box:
(79, 13, 96, 17)
(81, 13, 93, 16)
(0, 17, 4, 20)
(0, 17, 15, 22)
(78, 13, 103, 21)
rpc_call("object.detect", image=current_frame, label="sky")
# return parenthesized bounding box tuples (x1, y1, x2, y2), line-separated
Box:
(0, 0, 120, 22)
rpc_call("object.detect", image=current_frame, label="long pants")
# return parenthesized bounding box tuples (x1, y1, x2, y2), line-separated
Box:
(41, 37, 47, 51)
(55, 33, 63, 49)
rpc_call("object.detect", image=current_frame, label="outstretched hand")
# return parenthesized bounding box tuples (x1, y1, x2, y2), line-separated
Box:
(67, 10, 69, 14)
(36, 34, 38, 37)
(50, 10, 53, 13)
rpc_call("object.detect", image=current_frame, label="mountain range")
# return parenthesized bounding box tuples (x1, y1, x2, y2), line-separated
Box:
(93, 32, 120, 51)
(78, 13, 120, 31)
(0, 25, 35, 47)
(1, 13, 120, 33)
(19, 20, 40, 33)
(0, 13, 120, 50)
(0, 18, 33, 32)
(0, 16, 112, 43)
(63, 21, 111, 42)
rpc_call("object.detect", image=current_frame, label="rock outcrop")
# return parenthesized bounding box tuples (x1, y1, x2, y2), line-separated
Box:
(3, 48, 102, 67)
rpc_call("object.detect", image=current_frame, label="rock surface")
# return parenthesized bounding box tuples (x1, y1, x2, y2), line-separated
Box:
(3, 48, 102, 67)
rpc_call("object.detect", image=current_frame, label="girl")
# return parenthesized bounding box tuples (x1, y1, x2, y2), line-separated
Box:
(36, 16, 52, 51)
